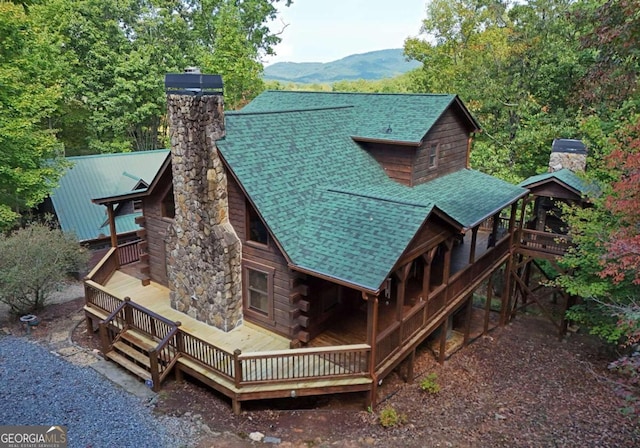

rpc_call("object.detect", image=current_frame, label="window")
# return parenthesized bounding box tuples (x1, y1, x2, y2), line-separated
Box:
(248, 269, 269, 314)
(247, 204, 268, 245)
(133, 199, 143, 212)
(243, 262, 274, 322)
(428, 143, 439, 169)
(162, 187, 175, 219)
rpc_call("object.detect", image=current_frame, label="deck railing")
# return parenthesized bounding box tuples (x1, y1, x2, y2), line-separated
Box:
(180, 332, 236, 382)
(238, 344, 370, 385)
(117, 240, 141, 266)
(374, 236, 511, 370)
(520, 229, 571, 256)
(85, 247, 119, 285)
(85, 279, 371, 389)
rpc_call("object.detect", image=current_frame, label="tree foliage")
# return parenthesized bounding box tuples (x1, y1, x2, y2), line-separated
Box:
(0, 3, 65, 230)
(0, 222, 88, 314)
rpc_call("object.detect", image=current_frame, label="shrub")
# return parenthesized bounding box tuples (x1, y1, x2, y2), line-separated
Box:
(0, 222, 88, 314)
(378, 406, 406, 428)
(420, 372, 441, 394)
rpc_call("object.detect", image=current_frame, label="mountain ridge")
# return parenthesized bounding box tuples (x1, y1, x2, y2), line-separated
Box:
(263, 48, 420, 84)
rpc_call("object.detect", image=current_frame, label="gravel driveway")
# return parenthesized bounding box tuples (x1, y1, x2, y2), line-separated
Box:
(0, 335, 191, 448)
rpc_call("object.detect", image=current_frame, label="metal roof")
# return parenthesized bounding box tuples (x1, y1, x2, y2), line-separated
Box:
(49, 150, 169, 242)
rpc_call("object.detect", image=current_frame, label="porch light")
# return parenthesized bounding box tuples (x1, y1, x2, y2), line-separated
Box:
(165, 70, 223, 96)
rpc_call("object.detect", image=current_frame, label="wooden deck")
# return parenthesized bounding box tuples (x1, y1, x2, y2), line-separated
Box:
(84, 267, 372, 412)
(100, 270, 290, 353)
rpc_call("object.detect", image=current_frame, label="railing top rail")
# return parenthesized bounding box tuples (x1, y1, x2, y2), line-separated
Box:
(521, 229, 571, 239)
(155, 325, 180, 353)
(240, 344, 371, 360)
(376, 323, 400, 342)
(101, 299, 127, 324)
(85, 247, 117, 281)
(85, 279, 123, 297)
(127, 300, 177, 328)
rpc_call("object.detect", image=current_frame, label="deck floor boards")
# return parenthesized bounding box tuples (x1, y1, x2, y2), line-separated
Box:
(102, 271, 290, 354)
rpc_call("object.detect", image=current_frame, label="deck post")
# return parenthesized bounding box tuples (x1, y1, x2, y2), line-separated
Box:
(463, 294, 473, 345)
(366, 294, 379, 369)
(85, 313, 94, 334)
(404, 348, 416, 383)
(98, 322, 110, 355)
(149, 349, 160, 392)
(469, 226, 478, 263)
(438, 319, 447, 364)
(106, 203, 120, 269)
(232, 397, 241, 415)
(500, 258, 514, 326)
(123, 297, 133, 327)
(365, 293, 379, 408)
(233, 349, 242, 388)
(484, 275, 494, 333)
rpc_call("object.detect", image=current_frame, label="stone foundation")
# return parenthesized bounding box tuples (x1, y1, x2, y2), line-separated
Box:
(165, 93, 243, 331)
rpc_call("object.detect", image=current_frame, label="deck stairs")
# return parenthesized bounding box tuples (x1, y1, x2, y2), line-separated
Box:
(103, 328, 173, 387)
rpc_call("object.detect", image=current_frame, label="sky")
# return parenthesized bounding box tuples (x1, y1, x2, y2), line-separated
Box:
(264, 0, 428, 65)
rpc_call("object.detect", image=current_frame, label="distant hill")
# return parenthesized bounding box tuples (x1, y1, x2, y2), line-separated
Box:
(263, 49, 420, 84)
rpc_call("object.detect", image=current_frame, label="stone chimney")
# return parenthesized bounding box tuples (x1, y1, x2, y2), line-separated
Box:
(548, 139, 587, 172)
(164, 73, 243, 332)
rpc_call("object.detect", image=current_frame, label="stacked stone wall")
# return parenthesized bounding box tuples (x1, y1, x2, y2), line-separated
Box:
(165, 94, 243, 331)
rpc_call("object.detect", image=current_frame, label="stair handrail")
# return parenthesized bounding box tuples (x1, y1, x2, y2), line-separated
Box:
(98, 297, 130, 354)
(149, 322, 181, 390)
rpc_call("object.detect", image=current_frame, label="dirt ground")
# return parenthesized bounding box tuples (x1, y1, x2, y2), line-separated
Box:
(3, 294, 638, 447)
(148, 316, 640, 447)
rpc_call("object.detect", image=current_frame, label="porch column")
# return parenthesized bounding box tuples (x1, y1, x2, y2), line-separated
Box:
(443, 239, 453, 284)
(490, 212, 500, 247)
(469, 226, 479, 264)
(106, 203, 118, 248)
(365, 293, 379, 408)
(421, 247, 437, 300)
(509, 201, 519, 246)
(395, 263, 411, 322)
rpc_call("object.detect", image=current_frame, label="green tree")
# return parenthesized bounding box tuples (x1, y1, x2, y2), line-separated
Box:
(200, 0, 264, 109)
(31, 0, 292, 153)
(558, 117, 640, 344)
(404, 0, 585, 182)
(0, 3, 65, 229)
(0, 222, 88, 314)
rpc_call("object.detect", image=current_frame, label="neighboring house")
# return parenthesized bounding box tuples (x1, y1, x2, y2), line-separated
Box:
(85, 86, 535, 413)
(42, 151, 169, 260)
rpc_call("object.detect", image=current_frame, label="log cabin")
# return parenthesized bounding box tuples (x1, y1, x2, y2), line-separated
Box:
(84, 76, 536, 413)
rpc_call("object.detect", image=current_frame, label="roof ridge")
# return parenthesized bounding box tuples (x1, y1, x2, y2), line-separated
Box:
(263, 90, 456, 98)
(66, 149, 169, 160)
(326, 188, 431, 208)
(229, 105, 354, 116)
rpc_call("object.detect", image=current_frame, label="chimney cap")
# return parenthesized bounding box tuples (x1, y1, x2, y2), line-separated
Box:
(552, 138, 587, 155)
(165, 73, 223, 96)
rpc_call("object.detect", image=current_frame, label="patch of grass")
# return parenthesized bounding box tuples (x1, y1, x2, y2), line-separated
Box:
(378, 406, 407, 428)
(419, 372, 441, 394)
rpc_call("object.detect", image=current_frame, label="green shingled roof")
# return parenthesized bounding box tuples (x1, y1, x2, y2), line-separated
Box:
(518, 168, 598, 196)
(218, 105, 525, 291)
(241, 91, 478, 143)
(49, 150, 169, 242)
